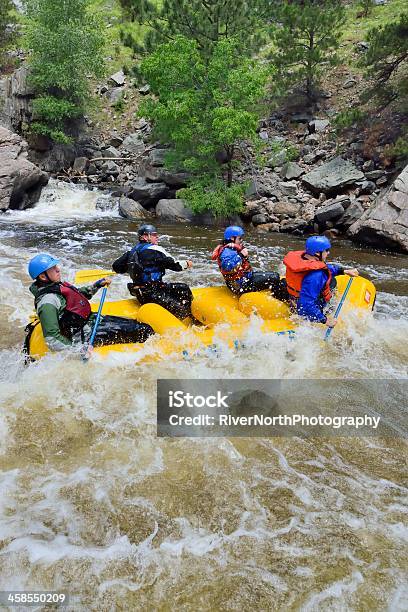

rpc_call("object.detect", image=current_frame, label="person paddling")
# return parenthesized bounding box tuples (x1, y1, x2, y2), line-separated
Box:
(112, 224, 193, 320)
(283, 236, 359, 327)
(212, 226, 287, 299)
(27, 254, 153, 354)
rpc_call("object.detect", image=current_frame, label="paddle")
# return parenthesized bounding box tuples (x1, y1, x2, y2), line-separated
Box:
(324, 277, 353, 341)
(74, 269, 116, 285)
(82, 286, 108, 361)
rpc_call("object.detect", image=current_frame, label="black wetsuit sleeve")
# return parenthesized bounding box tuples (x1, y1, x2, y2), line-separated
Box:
(112, 251, 130, 274)
(160, 256, 183, 272)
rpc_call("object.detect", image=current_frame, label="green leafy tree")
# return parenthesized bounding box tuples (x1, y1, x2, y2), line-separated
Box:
(24, 0, 105, 143)
(119, 0, 265, 56)
(360, 12, 408, 109)
(0, 0, 17, 71)
(270, 0, 346, 101)
(140, 36, 268, 215)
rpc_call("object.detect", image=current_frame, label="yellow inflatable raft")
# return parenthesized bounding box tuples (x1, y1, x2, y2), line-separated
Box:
(26, 275, 376, 360)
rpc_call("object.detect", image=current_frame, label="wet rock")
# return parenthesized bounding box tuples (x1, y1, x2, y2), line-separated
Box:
(348, 164, 408, 252)
(109, 70, 125, 87)
(72, 157, 88, 173)
(309, 119, 330, 133)
(280, 162, 304, 180)
(128, 178, 168, 207)
(119, 196, 150, 220)
(315, 201, 345, 224)
(96, 195, 119, 211)
(302, 156, 364, 194)
(138, 84, 150, 95)
(274, 201, 301, 217)
(0, 127, 48, 211)
(122, 133, 145, 155)
(156, 198, 194, 222)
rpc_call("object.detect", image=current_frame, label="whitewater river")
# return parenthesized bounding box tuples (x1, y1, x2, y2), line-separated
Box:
(0, 181, 407, 610)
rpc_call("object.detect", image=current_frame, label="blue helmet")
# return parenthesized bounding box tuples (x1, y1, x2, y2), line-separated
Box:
(28, 253, 60, 279)
(305, 235, 331, 256)
(224, 226, 244, 241)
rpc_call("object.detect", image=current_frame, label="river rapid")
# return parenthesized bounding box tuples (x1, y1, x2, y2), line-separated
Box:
(0, 181, 407, 611)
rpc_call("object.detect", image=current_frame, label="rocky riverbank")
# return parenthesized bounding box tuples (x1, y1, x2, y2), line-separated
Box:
(0, 66, 407, 252)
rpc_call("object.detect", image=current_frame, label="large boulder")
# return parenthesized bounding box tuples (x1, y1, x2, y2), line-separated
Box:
(128, 178, 168, 207)
(273, 201, 301, 217)
(118, 197, 150, 220)
(302, 156, 364, 194)
(156, 199, 194, 222)
(338, 201, 365, 228)
(348, 165, 408, 252)
(0, 127, 48, 211)
(315, 201, 345, 224)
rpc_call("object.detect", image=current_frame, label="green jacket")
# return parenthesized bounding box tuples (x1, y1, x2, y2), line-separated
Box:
(29, 281, 99, 351)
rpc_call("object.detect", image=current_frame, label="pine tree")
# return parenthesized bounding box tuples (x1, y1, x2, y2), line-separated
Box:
(139, 36, 268, 215)
(270, 0, 346, 101)
(360, 12, 408, 109)
(0, 0, 17, 71)
(119, 0, 265, 56)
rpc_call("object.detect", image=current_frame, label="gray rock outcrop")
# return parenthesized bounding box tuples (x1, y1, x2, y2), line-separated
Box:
(0, 127, 48, 211)
(128, 178, 168, 207)
(348, 165, 408, 252)
(118, 197, 150, 220)
(155, 199, 194, 222)
(302, 157, 364, 194)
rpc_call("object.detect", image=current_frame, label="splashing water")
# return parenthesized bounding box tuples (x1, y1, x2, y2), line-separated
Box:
(0, 182, 407, 610)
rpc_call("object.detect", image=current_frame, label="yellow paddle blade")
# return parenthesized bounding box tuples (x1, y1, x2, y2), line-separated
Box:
(74, 269, 116, 285)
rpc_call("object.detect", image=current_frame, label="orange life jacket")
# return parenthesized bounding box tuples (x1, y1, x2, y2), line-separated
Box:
(211, 243, 252, 282)
(283, 250, 333, 302)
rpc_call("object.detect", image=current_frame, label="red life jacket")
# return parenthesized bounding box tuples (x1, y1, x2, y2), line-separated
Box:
(211, 242, 252, 282)
(35, 282, 92, 335)
(283, 250, 333, 302)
